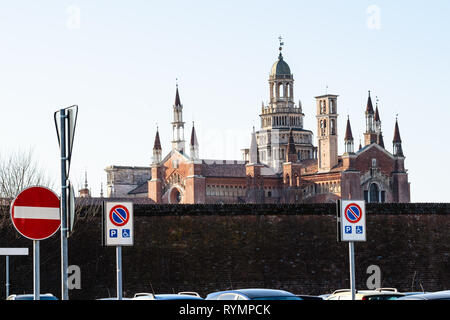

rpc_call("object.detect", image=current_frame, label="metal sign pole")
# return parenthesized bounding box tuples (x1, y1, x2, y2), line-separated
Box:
(5, 256, 9, 299)
(1, 248, 30, 299)
(116, 245, 122, 300)
(33, 241, 40, 300)
(60, 108, 69, 300)
(349, 241, 356, 300)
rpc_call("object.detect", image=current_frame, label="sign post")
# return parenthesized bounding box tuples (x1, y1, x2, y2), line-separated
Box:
(0, 248, 29, 298)
(103, 202, 134, 300)
(10, 186, 61, 300)
(33, 241, 39, 300)
(337, 199, 366, 300)
(54, 105, 78, 300)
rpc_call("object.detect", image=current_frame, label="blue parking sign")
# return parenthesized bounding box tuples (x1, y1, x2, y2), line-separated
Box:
(345, 226, 352, 234)
(104, 202, 134, 246)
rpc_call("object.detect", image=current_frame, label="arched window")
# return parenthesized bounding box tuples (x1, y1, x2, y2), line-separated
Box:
(369, 183, 379, 203)
(279, 83, 285, 98)
(330, 100, 335, 113)
(331, 119, 336, 135)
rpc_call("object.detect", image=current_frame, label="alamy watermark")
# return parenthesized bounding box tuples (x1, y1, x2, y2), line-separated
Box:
(68, 265, 81, 290)
(66, 5, 81, 30)
(366, 264, 381, 289)
(366, 5, 381, 30)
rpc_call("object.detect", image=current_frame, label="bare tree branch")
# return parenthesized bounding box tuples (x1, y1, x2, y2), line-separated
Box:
(0, 148, 54, 199)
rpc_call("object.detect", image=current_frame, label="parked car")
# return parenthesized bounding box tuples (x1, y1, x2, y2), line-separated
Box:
(396, 290, 450, 300)
(318, 293, 331, 300)
(132, 292, 203, 300)
(7, 293, 58, 300)
(326, 288, 405, 300)
(296, 295, 324, 300)
(206, 289, 302, 300)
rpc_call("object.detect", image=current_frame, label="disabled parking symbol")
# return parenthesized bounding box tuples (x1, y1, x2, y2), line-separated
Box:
(356, 226, 363, 234)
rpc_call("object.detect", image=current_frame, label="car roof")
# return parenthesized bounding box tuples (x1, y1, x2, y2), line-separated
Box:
(207, 288, 296, 299)
(154, 294, 203, 300)
(331, 288, 400, 295)
(8, 294, 58, 300)
(397, 290, 450, 300)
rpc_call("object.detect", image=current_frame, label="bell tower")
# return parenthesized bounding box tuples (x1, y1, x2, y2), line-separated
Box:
(255, 37, 314, 172)
(316, 94, 339, 172)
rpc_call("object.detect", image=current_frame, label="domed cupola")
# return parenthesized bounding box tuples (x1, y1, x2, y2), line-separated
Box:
(270, 52, 292, 78)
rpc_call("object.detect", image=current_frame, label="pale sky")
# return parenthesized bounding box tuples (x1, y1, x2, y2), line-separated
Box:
(0, 0, 449, 202)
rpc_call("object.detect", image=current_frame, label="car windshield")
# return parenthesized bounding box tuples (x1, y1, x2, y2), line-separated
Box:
(252, 296, 302, 300)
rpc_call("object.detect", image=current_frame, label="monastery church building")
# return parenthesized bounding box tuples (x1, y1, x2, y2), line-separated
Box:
(105, 45, 410, 204)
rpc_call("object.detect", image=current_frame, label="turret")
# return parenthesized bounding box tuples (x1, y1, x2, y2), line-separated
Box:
(344, 116, 354, 154)
(152, 128, 162, 164)
(393, 118, 404, 157)
(189, 122, 199, 160)
(171, 84, 186, 154)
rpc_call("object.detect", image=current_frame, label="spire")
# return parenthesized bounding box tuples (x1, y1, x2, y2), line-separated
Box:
(366, 90, 374, 114)
(344, 116, 354, 141)
(344, 116, 354, 154)
(84, 170, 88, 189)
(189, 122, 199, 160)
(153, 127, 162, 150)
(393, 117, 404, 157)
(190, 122, 198, 147)
(174, 84, 181, 107)
(152, 127, 162, 164)
(393, 118, 402, 143)
(79, 170, 91, 198)
(374, 105, 380, 122)
(171, 82, 186, 153)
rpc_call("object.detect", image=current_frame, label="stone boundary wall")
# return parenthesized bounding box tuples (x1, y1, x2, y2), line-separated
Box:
(0, 203, 448, 300)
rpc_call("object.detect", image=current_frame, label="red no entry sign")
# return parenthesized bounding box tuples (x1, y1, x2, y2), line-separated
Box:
(10, 186, 61, 240)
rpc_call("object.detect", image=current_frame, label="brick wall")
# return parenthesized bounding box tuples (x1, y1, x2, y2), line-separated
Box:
(0, 203, 448, 300)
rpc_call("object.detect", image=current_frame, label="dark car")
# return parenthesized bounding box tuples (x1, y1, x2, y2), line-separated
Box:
(397, 290, 450, 300)
(206, 289, 302, 300)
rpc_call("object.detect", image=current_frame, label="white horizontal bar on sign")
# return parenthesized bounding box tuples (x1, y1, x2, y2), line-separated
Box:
(14, 206, 60, 220)
(0, 248, 29, 256)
